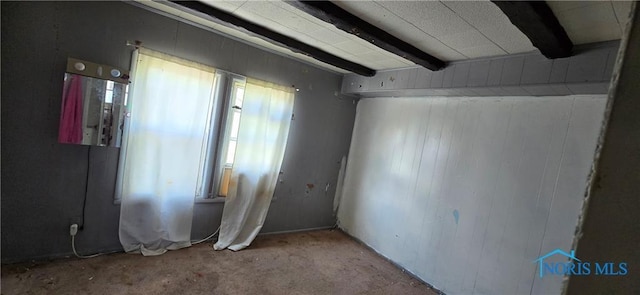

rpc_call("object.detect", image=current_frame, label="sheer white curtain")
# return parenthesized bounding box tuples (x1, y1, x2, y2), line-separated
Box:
(214, 79, 294, 251)
(118, 48, 216, 256)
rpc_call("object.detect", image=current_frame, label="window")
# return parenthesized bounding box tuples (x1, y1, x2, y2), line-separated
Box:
(115, 49, 219, 204)
(216, 81, 244, 197)
(116, 48, 291, 204)
(195, 76, 247, 200)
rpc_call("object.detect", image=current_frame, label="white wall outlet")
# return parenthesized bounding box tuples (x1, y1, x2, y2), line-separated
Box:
(69, 224, 78, 236)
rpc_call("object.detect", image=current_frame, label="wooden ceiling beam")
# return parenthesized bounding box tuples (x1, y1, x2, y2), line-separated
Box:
(287, 1, 447, 71)
(491, 1, 573, 58)
(170, 1, 376, 76)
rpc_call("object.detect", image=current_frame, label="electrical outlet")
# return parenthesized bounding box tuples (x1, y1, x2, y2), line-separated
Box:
(69, 217, 83, 230)
(70, 224, 78, 236)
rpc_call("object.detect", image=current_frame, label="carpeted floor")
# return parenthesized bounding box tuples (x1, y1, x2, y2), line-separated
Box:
(1, 229, 439, 295)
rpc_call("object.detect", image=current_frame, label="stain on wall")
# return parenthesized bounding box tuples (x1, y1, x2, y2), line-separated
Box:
(452, 210, 459, 225)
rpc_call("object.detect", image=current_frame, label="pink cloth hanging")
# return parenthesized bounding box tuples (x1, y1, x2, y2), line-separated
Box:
(58, 75, 84, 144)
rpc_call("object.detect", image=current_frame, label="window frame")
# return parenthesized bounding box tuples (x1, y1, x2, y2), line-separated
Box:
(114, 52, 246, 204)
(194, 72, 246, 203)
(113, 49, 269, 204)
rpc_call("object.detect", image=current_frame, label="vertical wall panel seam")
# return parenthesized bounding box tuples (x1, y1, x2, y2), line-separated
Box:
(470, 101, 514, 293)
(529, 97, 577, 295)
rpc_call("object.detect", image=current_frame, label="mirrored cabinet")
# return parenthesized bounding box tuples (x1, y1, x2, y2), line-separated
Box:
(58, 58, 130, 147)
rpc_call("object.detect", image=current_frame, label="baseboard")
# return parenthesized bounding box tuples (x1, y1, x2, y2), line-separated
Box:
(258, 225, 337, 236)
(1, 247, 124, 265)
(2, 226, 338, 264)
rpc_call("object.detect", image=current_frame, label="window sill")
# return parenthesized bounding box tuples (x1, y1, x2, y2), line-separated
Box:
(195, 197, 226, 204)
(114, 197, 279, 205)
(113, 197, 226, 205)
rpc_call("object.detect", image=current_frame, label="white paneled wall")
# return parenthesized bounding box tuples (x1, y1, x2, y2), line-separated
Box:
(338, 95, 606, 295)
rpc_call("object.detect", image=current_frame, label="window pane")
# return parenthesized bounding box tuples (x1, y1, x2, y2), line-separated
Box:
(105, 90, 113, 103)
(117, 50, 216, 203)
(226, 140, 236, 165)
(235, 87, 244, 106)
(230, 112, 241, 138)
(124, 85, 130, 106)
(218, 167, 232, 197)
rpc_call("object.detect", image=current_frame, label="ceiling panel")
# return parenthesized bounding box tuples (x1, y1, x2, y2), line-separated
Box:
(135, 0, 349, 73)
(437, 30, 497, 53)
(199, 0, 245, 13)
(332, 1, 467, 60)
(330, 0, 395, 28)
(310, 28, 354, 46)
(376, 1, 453, 22)
(441, 0, 536, 54)
(549, 1, 632, 44)
(136, 0, 633, 74)
(411, 12, 476, 38)
(479, 25, 536, 54)
(566, 24, 624, 44)
(458, 44, 508, 59)
(338, 0, 531, 59)
(236, 2, 327, 34)
(555, 2, 619, 30)
(375, 59, 408, 69)
(441, 1, 512, 29)
(414, 36, 467, 60)
(213, 1, 406, 70)
(334, 40, 377, 56)
(269, 1, 334, 29)
(231, 1, 411, 70)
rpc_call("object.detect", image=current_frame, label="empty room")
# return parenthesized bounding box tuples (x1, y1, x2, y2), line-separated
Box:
(1, 1, 639, 294)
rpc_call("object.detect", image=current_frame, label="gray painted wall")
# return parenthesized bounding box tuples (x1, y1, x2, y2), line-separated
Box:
(1, 1, 355, 262)
(567, 3, 640, 294)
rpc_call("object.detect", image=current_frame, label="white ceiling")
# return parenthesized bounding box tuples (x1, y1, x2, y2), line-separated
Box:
(334, 0, 536, 61)
(547, 1, 633, 44)
(137, 0, 634, 74)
